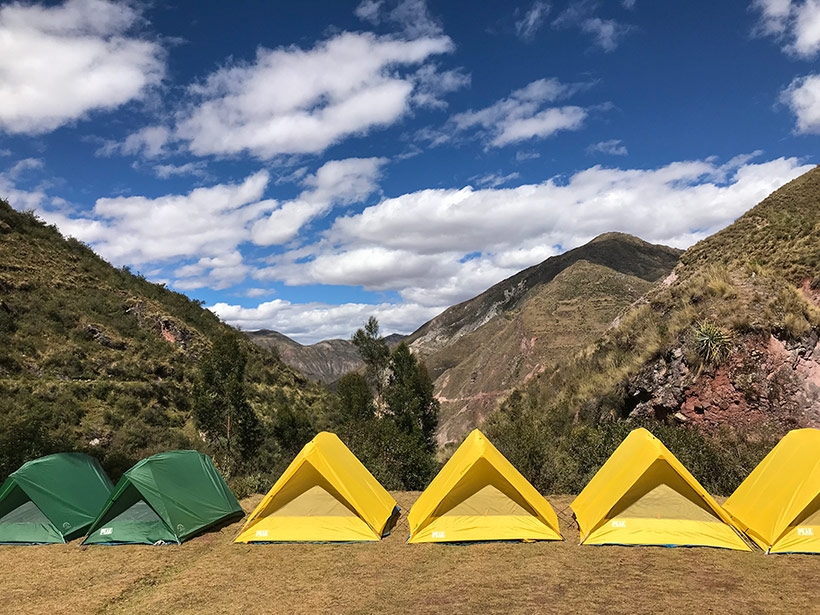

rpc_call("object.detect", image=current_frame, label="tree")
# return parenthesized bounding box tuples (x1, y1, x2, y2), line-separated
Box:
(383, 343, 439, 452)
(193, 333, 262, 472)
(351, 316, 390, 399)
(336, 372, 376, 423)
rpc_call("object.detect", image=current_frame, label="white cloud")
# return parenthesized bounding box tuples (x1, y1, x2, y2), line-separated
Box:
(356, 0, 443, 38)
(410, 64, 471, 109)
(753, 0, 820, 58)
(251, 157, 386, 246)
(176, 31, 454, 158)
(516, 1, 551, 41)
(473, 171, 521, 188)
(244, 288, 276, 298)
(251, 156, 812, 312)
(782, 73, 820, 133)
(622, 0, 637, 9)
(581, 17, 631, 52)
(99, 125, 171, 158)
(553, 1, 632, 51)
(173, 250, 249, 290)
(355, 0, 384, 23)
(209, 299, 442, 343)
(153, 161, 208, 179)
(451, 78, 589, 147)
(588, 139, 628, 155)
(37, 171, 274, 270)
(0, 0, 164, 135)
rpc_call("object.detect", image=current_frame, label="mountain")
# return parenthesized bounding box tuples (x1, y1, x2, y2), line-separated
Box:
(0, 200, 331, 479)
(246, 331, 406, 385)
(493, 165, 820, 437)
(405, 233, 682, 444)
(247, 331, 362, 385)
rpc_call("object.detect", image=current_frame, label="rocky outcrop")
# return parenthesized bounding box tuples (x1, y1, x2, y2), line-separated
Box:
(626, 331, 820, 431)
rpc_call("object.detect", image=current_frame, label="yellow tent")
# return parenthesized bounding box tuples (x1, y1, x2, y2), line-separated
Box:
(407, 429, 562, 543)
(234, 432, 397, 543)
(571, 428, 749, 550)
(724, 428, 820, 554)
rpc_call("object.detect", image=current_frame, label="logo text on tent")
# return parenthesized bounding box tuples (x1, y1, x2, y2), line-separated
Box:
(432, 531, 446, 539)
(256, 530, 269, 538)
(798, 527, 814, 536)
(611, 520, 626, 528)
(100, 528, 113, 535)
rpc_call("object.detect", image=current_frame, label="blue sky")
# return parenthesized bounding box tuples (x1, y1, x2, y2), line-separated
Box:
(1, 0, 818, 343)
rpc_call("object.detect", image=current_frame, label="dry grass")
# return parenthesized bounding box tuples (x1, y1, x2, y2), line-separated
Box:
(1, 493, 818, 615)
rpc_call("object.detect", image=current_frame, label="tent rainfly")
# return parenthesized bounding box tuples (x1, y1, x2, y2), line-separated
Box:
(407, 429, 563, 543)
(0, 453, 113, 544)
(724, 428, 820, 554)
(83, 450, 242, 545)
(571, 428, 749, 550)
(234, 432, 397, 543)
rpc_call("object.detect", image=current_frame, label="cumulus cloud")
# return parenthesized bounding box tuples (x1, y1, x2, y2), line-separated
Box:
(175, 31, 455, 158)
(451, 78, 589, 147)
(0, 0, 164, 135)
(753, 0, 820, 57)
(516, 1, 551, 41)
(782, 73, 820, 133)
(209, 298, 442, 343)
(39, 171, 274, 268)
(251, 157, 386, 246)
(587, 138, 628, 155)
(248, 156, 812, 315)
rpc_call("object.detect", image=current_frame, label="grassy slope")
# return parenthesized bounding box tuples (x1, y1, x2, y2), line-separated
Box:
(0, 201, 331, 479)
(433, 261, 656, 443)
(493, 166, 820, 435)
(1, 493, 815, 615)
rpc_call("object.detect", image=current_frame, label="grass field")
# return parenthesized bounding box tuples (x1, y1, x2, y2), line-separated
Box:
(2, 493, 818, 615)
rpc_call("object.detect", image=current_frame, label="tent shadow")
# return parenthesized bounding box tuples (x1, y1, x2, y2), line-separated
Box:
(382, 506, 401, 538)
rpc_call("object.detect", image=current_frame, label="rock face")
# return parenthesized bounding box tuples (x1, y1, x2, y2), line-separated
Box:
(404, 234, 682, 444)
(627, 332, 820, 431)
(247, 330, 406, 385)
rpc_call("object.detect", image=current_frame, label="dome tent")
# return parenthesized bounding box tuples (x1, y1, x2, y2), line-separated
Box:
(234, 432, 397, 543)
(0, 453, 113, 544)
(571, 428, 749, 550)
(724, 428, 820, 554)
(83, 450, 242, 545)
(407, 429, 562, 543)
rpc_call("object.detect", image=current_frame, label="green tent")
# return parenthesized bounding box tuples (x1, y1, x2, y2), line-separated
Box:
(0, 453, 113, 544)
(83, 450, 243, 545)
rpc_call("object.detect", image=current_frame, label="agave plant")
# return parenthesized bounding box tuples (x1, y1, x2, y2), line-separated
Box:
(693, 320, 732, 365)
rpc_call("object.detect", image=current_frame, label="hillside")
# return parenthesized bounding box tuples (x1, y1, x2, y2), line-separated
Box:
(486, 165, 820, 483)
(405, 233, 681, 444)
(0, 200, 331, 480)
(246, 331, 405, 385)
